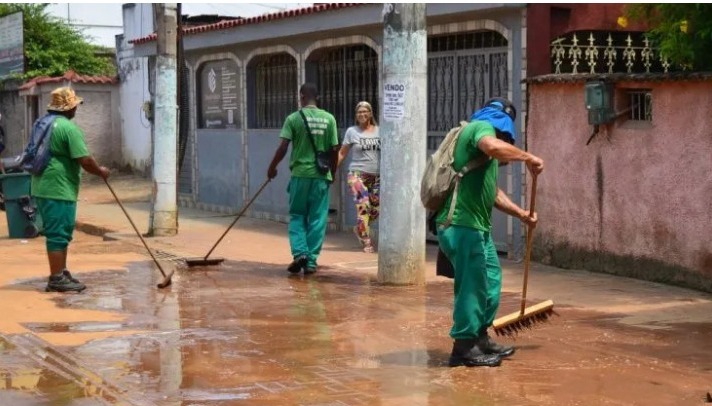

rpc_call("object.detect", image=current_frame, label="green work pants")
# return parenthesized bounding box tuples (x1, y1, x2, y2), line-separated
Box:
(36, 197, 77, 252)
(438, 225, 502, 339)
(288, 177, 330, 268)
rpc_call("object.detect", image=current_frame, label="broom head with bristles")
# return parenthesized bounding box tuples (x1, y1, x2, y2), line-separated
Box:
(492, 299, 556, 337)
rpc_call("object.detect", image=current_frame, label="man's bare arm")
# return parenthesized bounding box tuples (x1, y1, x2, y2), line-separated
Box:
(77, 156, 109, 179)
(494, 188, 537, 227)
(477, 136, 544, 175)
(267, 139, 290, 179)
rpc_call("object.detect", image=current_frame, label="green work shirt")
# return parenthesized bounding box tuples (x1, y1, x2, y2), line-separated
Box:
(31, 116, 90, 202)
(280, 107, 339, 181)
(436, 120, 499, 232)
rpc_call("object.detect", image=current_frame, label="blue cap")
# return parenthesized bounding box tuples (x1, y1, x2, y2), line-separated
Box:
(470, 100, 517, 142)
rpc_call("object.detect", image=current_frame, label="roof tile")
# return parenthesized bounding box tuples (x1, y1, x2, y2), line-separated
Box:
(20, 70, 118, 91)
(129, 3, 363, 45)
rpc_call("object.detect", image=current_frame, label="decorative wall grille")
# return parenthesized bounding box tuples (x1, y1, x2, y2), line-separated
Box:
(551, 31, 673, 74)
(314, 45, 379, 129)
(250, 53, 298, 128)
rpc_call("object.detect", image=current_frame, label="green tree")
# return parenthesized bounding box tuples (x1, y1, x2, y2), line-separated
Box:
(627, 4, 712, 71)
(0, 4, 115, 80)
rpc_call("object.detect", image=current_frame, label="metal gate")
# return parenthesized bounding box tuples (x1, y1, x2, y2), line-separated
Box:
(307, 44, 380, 230)
(426, 31, 510, 252)
(312, 44, 379, 129)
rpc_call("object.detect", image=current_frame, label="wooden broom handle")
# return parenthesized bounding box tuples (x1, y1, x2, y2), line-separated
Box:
(519, 173, 538, 315)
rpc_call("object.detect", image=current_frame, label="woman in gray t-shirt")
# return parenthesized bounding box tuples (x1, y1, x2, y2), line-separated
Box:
(337, 101, 380, 253)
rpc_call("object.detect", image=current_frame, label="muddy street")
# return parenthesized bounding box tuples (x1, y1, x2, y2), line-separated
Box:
(1, 249, 710, 405)
(1, 177, 711, 405)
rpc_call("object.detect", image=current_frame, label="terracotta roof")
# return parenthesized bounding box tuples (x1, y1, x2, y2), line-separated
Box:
(525, 72, 712, 84)
(130, 3, 364, 45)
(19, 70, 118, 91)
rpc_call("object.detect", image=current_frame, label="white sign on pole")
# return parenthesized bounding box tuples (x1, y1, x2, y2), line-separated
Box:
(383, 82, 405, 121)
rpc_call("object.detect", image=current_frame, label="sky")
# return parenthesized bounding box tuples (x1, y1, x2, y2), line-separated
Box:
(45, 3, 314, 48)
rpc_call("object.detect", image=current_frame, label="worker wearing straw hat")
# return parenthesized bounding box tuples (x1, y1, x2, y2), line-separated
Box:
(31, 86, 110, 293)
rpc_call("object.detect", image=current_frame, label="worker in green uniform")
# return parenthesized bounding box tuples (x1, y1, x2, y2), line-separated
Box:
(267, 83, 339, 275)
(32, 87, 110, 293)
(437, 98, 544, 367)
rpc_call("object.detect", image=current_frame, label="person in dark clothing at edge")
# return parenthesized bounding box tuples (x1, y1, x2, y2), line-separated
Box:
(436, 98, 544, 367)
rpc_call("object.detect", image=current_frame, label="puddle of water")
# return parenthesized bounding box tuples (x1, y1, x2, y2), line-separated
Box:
(0, 337, 106, 405)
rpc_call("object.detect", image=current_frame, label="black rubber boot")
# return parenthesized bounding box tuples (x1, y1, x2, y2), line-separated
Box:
(287, 255, 308, 274)
(448, 339, 502, 367)
(478, 330, 515, 358)
(46, 273, 86, 293)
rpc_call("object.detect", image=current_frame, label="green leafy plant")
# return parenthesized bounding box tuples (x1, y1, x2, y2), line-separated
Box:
(626, 4, 712, 71)
(0, 4, 116, 81)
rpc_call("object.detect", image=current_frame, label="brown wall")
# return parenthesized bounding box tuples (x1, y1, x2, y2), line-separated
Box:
(527, 79, 712, 292)
(527, 4, 648, 77)
(36, 83, 122, 167)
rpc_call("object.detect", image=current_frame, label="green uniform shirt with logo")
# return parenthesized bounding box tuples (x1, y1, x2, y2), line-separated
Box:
(280, 108, 339, 181)
(436, 120, 499, 232)
(31, 116, 90, 202)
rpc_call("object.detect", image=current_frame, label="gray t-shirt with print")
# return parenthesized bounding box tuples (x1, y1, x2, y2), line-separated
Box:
(342, 125, 380, 174)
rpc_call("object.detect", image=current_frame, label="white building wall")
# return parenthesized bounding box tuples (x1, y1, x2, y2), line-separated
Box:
(117, 3, 154, 174)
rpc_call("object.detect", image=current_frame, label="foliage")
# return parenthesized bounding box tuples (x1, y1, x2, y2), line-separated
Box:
(0, 4, 116, 81)
(626, 4, 712, 71)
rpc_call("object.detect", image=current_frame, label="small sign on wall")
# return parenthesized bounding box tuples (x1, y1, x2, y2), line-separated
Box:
(199, 59, 239, 129)
(383, 82, 406, 121)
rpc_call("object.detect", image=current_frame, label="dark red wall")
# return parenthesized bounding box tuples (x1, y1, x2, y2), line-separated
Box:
(527, 4, 648, 76)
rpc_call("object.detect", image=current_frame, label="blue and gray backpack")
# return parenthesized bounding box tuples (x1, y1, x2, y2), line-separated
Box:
(22, 113, 59, 175)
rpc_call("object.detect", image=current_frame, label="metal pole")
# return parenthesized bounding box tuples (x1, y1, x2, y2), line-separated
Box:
(150, 3, 178, 236)
(377, 4, 427, 285)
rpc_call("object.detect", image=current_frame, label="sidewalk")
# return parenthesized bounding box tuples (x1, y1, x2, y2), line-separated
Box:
(0, 174, 710, 405)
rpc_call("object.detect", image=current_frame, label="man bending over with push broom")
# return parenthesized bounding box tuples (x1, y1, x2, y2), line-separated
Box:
(434, 98, 544, 367)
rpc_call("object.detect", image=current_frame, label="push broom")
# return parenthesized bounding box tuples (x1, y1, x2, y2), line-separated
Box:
(492, 173, 555, 337)
(184, 178, 271, 267)
(104, 178, 174, 289)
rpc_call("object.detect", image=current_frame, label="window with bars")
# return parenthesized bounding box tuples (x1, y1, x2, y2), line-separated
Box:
(312, 45, 379, 129)
(248, 53, 298, 129)
(627, 90, 652, 122)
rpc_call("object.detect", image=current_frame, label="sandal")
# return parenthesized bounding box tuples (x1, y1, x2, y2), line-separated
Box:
(362, 238, 375, 253)
(353, 226, 367, 245)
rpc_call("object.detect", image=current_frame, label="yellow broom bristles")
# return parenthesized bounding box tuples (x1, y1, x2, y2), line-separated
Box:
(492, 300, 556, 337)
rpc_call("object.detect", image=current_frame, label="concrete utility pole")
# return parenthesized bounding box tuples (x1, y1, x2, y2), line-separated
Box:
(377, 4, 428, 285)
(150, 3, 178, 236)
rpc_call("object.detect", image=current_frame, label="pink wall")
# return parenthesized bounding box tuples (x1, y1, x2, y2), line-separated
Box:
(527, 79, 712, 292)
